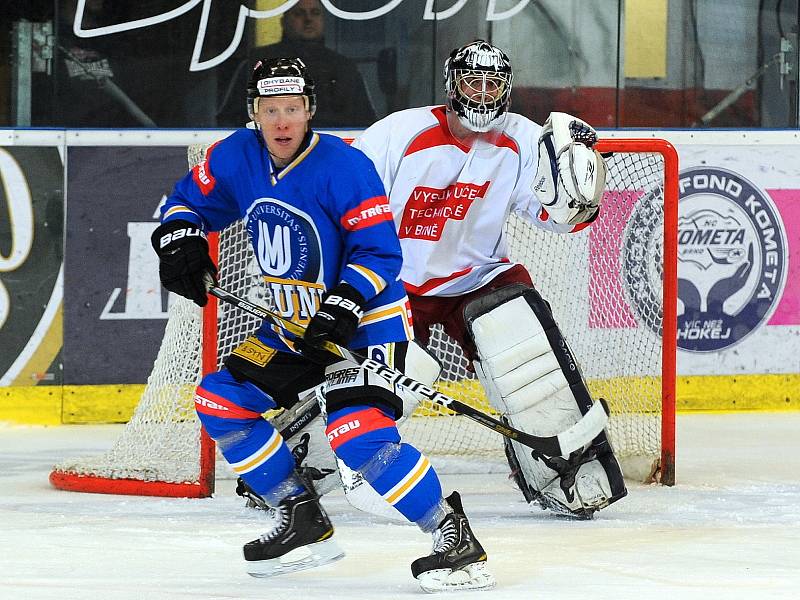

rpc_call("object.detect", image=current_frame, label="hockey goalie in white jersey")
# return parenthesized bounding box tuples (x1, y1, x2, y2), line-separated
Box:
(353, 39, 627, 519)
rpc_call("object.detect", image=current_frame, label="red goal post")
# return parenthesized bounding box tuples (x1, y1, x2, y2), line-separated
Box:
(597, 137, 677, 485)
(49, 136, 678, 497)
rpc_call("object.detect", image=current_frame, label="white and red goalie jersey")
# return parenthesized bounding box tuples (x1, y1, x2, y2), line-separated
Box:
(352, 105, 584, 297)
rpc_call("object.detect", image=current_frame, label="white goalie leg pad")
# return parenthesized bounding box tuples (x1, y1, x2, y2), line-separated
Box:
(396, 340, 442, 425)
(466, 284, 626, 518)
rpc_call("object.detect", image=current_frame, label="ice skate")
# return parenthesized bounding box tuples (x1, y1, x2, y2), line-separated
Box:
(411, 491, 496, 593)
(236, 477, 269, 510)
(243, 488, 344, 578)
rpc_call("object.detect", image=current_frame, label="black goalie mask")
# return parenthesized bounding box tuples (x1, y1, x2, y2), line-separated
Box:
(247, 57, 317, 120)
(444, 40, 513, 132)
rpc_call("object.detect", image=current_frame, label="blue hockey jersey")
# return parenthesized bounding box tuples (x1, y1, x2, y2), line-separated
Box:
(161, 128, 412, 352)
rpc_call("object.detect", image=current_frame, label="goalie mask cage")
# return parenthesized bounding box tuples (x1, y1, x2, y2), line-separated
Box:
(49, 137, 677, 498)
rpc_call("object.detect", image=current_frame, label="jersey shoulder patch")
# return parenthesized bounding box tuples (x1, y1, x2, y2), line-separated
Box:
(190, 129, 254, 196)
(191, 141, 221, 195)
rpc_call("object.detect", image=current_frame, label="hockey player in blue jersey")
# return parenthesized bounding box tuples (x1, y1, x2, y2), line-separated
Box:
(150, 58, 495, 591)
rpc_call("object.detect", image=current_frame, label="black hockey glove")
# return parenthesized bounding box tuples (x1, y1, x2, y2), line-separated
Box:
(296, 282, 365, 363)
(151, 219, 217, 307)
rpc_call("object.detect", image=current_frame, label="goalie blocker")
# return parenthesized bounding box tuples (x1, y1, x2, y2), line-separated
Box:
(465, 284, 626, 519)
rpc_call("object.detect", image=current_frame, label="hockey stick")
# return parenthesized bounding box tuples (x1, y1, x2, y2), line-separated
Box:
(208, 285, 609, 456)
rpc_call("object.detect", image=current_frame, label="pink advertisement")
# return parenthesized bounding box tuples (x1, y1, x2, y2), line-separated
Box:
(596, 134, 799, 376)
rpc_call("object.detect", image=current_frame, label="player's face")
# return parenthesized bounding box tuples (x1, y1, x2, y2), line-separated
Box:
(283, 0, 324, 41)
(256, 96, 311, 165)
(457, 73, 505, 104)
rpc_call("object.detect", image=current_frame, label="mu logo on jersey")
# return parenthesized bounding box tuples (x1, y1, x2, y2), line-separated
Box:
(399, 181, 490, 241)
(246, 198, 323, 282)
(257, 222, 292, 274)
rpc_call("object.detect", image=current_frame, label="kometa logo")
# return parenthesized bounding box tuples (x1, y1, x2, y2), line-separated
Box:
(675, 167, 787, 352)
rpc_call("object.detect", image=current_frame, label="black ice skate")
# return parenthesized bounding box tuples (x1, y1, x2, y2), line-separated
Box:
(243, 488, 344, 578)
(411, 491, 496, 593)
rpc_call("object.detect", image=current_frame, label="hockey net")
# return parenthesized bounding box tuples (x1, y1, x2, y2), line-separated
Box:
(50, 137, 677, 497)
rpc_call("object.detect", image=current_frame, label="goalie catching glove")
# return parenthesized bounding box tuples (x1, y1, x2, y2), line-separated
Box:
(534, 112, 608, 226)
(151, 219, 217, 307)
(296, 282, 366, 362)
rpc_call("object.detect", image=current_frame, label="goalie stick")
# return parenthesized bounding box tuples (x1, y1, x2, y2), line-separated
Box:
(208, 285, 609, 457)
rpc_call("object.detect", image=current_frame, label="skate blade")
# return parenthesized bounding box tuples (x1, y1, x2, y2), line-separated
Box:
(417, 561, 496, 593)
(246, 539, 345, 578)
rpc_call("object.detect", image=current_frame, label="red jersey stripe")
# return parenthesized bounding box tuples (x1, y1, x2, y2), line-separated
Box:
(340, 195, 393, 231)
(194, 387, 262, 420)
(191, 141, 221, 196)
(403, 257, 511, 296)
(404, 106, 519, 157)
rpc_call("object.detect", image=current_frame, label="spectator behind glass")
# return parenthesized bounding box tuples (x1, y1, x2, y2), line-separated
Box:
(52, 0, 155, 126)
(218, 0, 376, 128)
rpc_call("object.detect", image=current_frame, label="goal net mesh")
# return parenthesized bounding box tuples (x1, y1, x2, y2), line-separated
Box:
(51, 143, 668, 491)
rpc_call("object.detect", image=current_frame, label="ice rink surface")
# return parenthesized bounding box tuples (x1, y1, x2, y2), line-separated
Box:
(1, 412, 799, 600)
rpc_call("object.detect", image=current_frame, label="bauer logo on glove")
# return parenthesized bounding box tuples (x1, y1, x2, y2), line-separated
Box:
(535, 112, 608, 226)
(296, 282, 366, 363)
(156, 225, 207, 250)
(322, 294, 365, 319)
(151, 219, 217, 307)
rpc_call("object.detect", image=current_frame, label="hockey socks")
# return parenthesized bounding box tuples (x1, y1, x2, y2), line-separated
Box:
(195, 369, 304, 499)
(326, 405, 443, 524)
